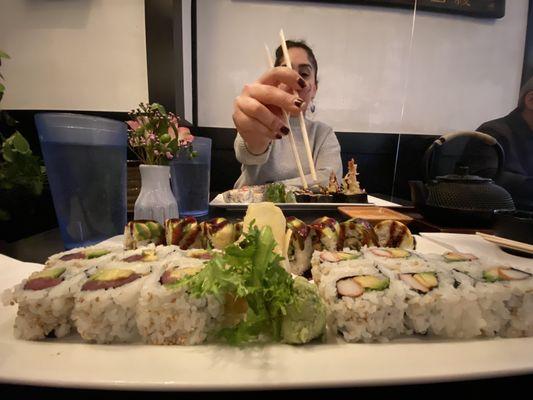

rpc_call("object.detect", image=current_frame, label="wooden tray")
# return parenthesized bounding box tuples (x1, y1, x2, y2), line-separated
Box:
(338, 206, 413, 224)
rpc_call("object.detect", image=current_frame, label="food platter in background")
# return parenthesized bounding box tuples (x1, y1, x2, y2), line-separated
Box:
(209, 193, 401, 210)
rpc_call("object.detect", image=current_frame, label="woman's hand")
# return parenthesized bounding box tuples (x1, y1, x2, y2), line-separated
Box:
(233, 67, 307, 155)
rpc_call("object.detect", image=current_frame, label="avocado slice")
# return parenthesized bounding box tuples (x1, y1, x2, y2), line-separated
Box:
(483, 268, 501, 282)
(86, 249, 111, 259)
(134, 222, 151, 240)
(443, 252, 477, 262)
(29, 267, 66, 280)
(337, 252, 360, 261)
(90, 268, 134, 282)
(141, 249, 158, 261)
(353, 275, 390, 291)
(146, 221, 163, 237)
(413, 272, 438, 289)
(389, 248, 410, 258)
(167, 266, 202, 282)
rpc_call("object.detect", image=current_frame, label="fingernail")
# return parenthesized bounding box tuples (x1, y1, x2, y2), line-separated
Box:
(294, 98, 305, 108)
(280, 126, 290, 135)
(275, 134, 283, 139)
(297, 78, 307, 88)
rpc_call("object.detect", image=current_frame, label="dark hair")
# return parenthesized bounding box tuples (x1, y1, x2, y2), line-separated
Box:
(274, 40, 318, 83)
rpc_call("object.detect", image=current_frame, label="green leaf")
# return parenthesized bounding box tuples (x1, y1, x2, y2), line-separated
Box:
(178, 224, 294, 344)
(2, 143, 14, 162)
(265, 183, 286, 203)
(0, 83, 4, 93)
(150, 103, 166, 115)
(11, 131, 30, 154)
(0, 50, 10, 59)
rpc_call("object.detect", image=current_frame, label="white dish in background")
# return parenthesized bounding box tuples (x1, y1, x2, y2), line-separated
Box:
(2, 236, 533, 390)
(209, 194, 401, 210)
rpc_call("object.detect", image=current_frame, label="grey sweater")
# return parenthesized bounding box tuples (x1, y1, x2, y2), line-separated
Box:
(234, 117, 343, 188)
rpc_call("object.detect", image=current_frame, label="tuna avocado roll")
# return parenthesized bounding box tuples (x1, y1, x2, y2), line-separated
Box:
(137, 262, 224, 345)
(2, 266, 87, 340)
(72, 266, 152, 343)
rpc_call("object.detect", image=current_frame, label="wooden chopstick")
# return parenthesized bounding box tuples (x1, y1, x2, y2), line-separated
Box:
(264, 44, 308, 189)
(476, 232, 533, 253)
(279, 29, 318, 182)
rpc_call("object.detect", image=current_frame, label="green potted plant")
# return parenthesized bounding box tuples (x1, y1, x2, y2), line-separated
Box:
(0, 50, 47, 238)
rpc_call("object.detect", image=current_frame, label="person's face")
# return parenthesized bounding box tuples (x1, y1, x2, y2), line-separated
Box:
(279, 47, 318, 113)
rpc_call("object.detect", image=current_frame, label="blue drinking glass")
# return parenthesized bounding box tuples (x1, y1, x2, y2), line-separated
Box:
(170, 137, 211, 217)
(35, 113, 127, 249)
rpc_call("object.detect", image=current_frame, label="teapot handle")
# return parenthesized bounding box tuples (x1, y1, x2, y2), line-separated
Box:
(423, 131, 505, 181)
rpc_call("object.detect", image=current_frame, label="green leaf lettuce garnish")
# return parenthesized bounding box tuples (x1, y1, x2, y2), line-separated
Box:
(172, 224, 294, 344)
(264, 182, 286, 203)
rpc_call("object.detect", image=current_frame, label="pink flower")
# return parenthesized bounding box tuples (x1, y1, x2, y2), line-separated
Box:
(178, 127, 194, 144)
(166, 152, 173, 159)
(126, 120, 141, 131)
(154, 150, 160, 156)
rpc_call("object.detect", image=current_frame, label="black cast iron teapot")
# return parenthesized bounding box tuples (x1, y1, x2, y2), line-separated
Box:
(409, 131, 515, 227)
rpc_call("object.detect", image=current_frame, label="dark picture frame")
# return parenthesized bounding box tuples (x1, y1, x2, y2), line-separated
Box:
(290, 0, 505, 19)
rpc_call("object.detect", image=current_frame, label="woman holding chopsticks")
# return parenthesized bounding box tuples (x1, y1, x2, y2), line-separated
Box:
(232, 40, 342, 189)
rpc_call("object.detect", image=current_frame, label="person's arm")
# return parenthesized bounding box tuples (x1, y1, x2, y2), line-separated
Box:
(234, 133, 272, 165)
(281, 128, 342, 187)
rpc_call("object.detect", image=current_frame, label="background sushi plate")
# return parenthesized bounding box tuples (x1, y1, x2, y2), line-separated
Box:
(210, 194, 401, 211)
(1, 236, 533, 391)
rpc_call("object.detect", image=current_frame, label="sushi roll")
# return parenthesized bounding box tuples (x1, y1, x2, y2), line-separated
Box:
(165, 217, 204, 249)
(381, 264, 484, 338)
(222, 186, 253, 203)
(448, 263, 521, 337)
(286, 217, 313, 276)
(338, 218, 378, 250)
(119, 244, 180, 264)
(136, 262, 224, 345)
(363, 247, 427, 271)
(72, 265, 153, 343)
(319, 265, 406, 342)
(2, 266, 87, 340)
(45, 245, 120, 269)
(373, 220, 415, 249)
(124, 220, 165, 250)
(310, 217, 340, 251)
(165, 248, 221, 263)
(464, 265, 533, 337)
(203, 217, 236, 250)
(310, 249, 367, 285)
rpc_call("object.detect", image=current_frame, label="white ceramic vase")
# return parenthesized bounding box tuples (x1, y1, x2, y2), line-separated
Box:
(134, 164, 179, 224)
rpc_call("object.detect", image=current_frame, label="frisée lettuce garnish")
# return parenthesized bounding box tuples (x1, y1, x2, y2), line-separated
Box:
(171, 223, 295, 344)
